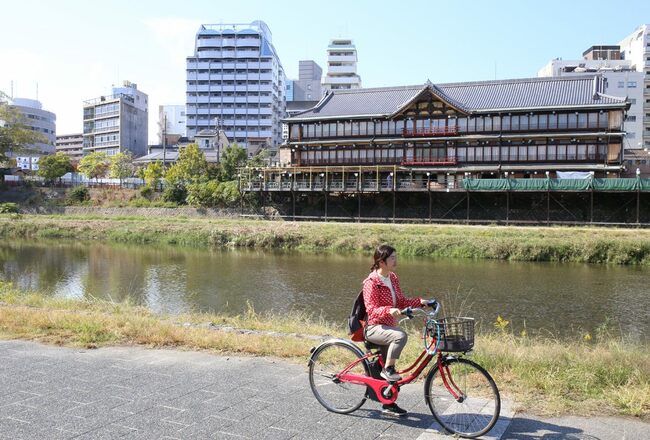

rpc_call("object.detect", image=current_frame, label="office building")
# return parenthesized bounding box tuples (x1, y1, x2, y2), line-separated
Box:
(185, 20, 286, 152)
(55, 133, 83, 161)
(322, 39, 361, 93)
(6, 97, 56, 155)
(83, 81, 148, 157)
(291, 60, 322, 101)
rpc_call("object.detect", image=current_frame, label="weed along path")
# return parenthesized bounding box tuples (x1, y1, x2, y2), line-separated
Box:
(0, 340, 648, 440)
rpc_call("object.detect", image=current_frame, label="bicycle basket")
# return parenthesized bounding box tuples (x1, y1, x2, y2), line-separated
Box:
(428, 317, 475, 352)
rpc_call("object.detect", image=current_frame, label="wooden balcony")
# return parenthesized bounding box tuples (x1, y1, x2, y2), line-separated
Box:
(402, 126, 458, 137)
(401, 157, 458, 166)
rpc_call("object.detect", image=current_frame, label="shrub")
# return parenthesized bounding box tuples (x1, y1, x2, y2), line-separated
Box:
(67, 186, 90, 204)
(162, 183, 187, 204)
(186, 181, 220, 207)
(139, 185, 154, 200)
(0, 202, 19, 213)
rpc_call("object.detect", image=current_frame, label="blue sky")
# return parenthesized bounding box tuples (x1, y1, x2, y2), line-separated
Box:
(1, 0, 648, 142)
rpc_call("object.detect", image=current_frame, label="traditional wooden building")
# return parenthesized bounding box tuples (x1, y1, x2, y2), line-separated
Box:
(280, 76, 629, 184)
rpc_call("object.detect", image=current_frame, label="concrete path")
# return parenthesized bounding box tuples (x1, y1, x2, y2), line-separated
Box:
(0, 340, 647, 440)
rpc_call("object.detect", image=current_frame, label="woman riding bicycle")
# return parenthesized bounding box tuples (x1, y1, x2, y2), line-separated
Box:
(363, 244, 431, 417)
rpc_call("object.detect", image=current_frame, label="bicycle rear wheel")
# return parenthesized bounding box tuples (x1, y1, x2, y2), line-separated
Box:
(308, 341, 369, 414)
(424, 357, 500, 438)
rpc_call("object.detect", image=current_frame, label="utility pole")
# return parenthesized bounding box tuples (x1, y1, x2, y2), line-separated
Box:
(162, 113, 167, 168)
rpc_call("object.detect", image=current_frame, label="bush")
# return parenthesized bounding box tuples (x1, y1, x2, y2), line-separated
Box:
(162, 183, 187, 204)
(139, 185, 154, 200)
(186, 181, 220, 207)
(66, 186, 90, 204)
(0, 202, 19, 213)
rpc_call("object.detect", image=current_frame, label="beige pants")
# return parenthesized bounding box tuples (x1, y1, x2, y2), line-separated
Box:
(365, 324, 408, 364)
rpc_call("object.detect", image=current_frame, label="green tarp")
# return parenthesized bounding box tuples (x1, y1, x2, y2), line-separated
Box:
(463, 178, 650, 192)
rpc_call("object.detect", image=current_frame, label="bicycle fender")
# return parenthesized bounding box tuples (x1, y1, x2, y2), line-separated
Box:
(307, 338, 366, 366)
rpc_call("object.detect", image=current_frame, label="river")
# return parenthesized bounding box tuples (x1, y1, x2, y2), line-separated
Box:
(1, 241, 648, 341)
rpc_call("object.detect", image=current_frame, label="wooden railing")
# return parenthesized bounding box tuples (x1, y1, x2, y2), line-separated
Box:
(402, 126, 459, 137)
(401, 157, 458, 166)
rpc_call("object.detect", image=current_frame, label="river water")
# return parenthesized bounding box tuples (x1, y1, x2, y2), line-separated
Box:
(1, 241, 648, 341)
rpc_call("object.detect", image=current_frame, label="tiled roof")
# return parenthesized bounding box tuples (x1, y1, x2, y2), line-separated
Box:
(289, 76, 627, 121)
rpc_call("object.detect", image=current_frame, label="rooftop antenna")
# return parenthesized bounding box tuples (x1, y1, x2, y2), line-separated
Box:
(36, 82, 38, 101)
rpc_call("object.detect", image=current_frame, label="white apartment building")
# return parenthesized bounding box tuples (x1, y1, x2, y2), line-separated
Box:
(538, 56, 644, 154)
(185, 20, 286, 151)
(7, 97, 56, 155)
(322, 39, 362, 93)
(618, 24, 650, 150)
(55, 133, 83, 161)
(83, 81, 149, 157)
(158, 105, 187, 143)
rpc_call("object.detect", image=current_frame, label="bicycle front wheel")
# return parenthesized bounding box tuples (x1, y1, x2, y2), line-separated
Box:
(424, 358, 500, 438)
(308, 341, 369, 414)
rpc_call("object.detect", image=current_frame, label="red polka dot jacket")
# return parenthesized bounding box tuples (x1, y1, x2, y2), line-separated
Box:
(362, 271, 422, 327)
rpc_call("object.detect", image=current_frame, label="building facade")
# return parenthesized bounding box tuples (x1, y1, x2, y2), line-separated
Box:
(8, 98, 56, 155)
(291, 60, 322, 101)
(158, 105, 187, 143)
(538, 54, 644, 155)
(55, 133, 83, 161)
(83, 81, 148, 157)
(279, 77, 628, 185)
(185, 20, 286, 152)
(322, 39, 361, 93)
(618, 24, 650, 150)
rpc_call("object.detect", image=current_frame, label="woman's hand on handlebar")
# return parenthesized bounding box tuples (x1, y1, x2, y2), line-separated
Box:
(421, 299, 438, 308)
(389, 308, 402, 317)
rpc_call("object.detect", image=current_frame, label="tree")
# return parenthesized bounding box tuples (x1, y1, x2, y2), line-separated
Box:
(219, 143, 247, 181)
(37, 152, 73, 184)
(164, 143, 209, 185)
(142, 161, 164, 188)
(109, 152, 134, 185)
(0, 92, 46, 162)
(78, 151, 110, 181)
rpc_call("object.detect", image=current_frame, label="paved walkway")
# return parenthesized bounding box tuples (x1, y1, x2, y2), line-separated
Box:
(0, 340, 647, 440)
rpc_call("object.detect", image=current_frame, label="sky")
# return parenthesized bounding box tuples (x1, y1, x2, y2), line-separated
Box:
(1, 0, 649, 144)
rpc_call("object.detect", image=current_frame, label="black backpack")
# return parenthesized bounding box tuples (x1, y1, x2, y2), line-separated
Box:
(347, 290, 366, 342)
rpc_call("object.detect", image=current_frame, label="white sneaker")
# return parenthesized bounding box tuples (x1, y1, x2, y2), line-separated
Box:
(380, 366, 401, 382)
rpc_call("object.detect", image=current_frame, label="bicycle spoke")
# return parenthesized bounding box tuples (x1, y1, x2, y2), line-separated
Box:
(425, 358, 500, 438)
(309, 341, 368, 414)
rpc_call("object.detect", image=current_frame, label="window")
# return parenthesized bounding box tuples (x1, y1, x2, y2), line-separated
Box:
(626, 115, 637, 121)
(618, 81, 625, 88)
(628, 81, 637, 88)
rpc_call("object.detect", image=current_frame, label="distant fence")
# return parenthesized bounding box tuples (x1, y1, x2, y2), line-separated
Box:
(3, 175, 146, 189)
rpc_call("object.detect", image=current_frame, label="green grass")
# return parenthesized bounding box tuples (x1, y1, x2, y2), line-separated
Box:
(2, 214, 650, 264)
(1, 281, 648, 419)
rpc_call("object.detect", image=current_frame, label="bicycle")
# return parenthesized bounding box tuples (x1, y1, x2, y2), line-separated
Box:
(308, 302, 500, 439)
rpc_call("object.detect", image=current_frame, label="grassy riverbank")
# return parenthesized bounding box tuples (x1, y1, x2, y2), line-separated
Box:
(1, 282, 648, 419)
(2, 213, 650, 264)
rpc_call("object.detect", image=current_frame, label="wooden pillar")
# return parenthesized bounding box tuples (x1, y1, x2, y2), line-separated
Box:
(466, 191, 470, 222)
(506, 191, 510, 225)
(324, 191, 328, 222)
(292, 190, 296, 221)
(590, 190, 594, 224)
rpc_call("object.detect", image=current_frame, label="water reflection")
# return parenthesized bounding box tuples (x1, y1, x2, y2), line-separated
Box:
(0, 241, 648, 341)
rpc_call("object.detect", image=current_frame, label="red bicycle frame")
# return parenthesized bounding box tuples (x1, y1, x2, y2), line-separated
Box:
(336, 347, 465, 405)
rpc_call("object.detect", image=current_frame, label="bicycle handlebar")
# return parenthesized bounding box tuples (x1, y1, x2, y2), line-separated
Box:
(400, 300, 440, 320)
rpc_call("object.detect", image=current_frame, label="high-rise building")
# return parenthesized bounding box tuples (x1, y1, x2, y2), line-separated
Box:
(82, 81, 148, 157)
(322, 39, 361, 93)
(618, 24, 650, 150)
(158, 105, 187, 143)
(185, 20, 286, 151)
(55, 133, 83, 161)
(7, 98, 56, 155)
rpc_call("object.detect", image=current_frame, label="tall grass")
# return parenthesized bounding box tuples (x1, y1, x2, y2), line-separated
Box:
(1, 281, 648, 418)
(2, 215, 650, 264)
